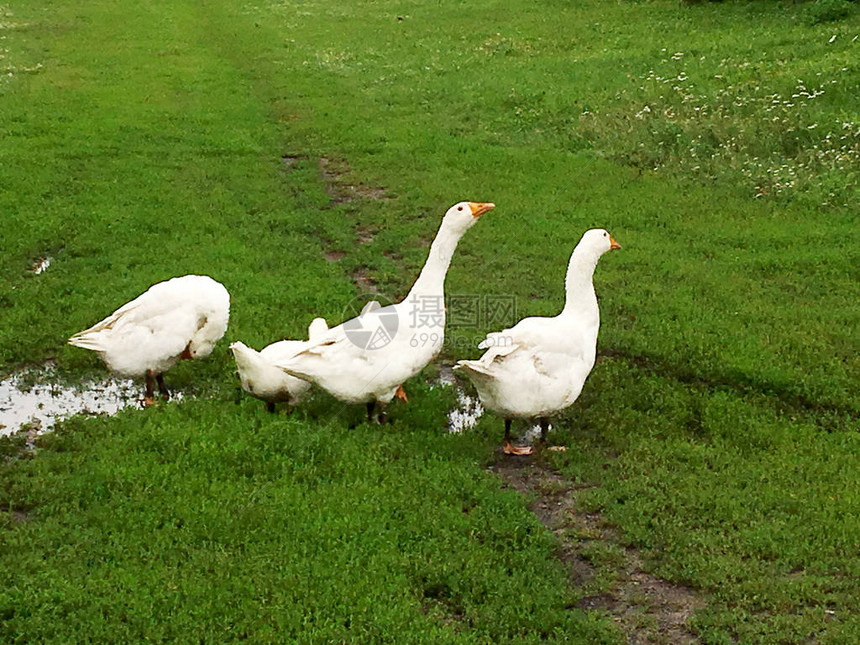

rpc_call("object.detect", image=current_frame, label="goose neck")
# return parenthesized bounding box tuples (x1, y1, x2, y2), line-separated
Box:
(407, 220, 463, 299)
(561, 249, 600, 317)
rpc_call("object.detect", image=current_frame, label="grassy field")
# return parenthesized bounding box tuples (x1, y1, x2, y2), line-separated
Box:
(1, 0, 858, 642)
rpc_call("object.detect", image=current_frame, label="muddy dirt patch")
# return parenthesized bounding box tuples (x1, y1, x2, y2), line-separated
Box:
(281, 153, 306, 171)
(324, 250, 347, 262)
(356, 227, 375, 245)
(318, 156, 390, 205)
(493, 457, 704, 644)
(350, 265, 380, 294)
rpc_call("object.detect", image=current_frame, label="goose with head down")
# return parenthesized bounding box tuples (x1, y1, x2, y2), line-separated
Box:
(230, 317, 328, 413)
(455, 229, 620, 455)
(276, 201, 494, 423)
(68, 274, 230, 406)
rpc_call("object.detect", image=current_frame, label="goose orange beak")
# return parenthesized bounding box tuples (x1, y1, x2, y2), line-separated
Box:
(609, 235, 621, 250)
(468, 202, 495, 218)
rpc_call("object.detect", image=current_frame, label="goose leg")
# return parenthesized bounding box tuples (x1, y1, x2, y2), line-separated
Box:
(366, 401, 376, 423)
(143, 371, 156, 408)
(395, 385, 408, 403)
(503, 418, 534, 456)
(155, 373, 170, 401)
(266, 402, 276, 414)
(539, 418, 549, 444)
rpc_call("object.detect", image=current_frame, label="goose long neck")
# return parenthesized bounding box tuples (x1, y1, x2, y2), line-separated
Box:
(561, 247, 600, 319)
(407, 220, 462, 299)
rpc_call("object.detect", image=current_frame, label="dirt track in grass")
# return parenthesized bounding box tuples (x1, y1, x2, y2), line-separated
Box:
(493, 455, 704, 645)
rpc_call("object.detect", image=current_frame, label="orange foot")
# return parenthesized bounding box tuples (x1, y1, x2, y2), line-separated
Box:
(143, 396, 156, 408)
(503, 441, 535, 456)
(395, 385, 408, 403)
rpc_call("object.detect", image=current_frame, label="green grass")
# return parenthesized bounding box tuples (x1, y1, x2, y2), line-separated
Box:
(1, 396, 618, 643)
(544, 360, 860, 643)
(1, 0, 858, 642)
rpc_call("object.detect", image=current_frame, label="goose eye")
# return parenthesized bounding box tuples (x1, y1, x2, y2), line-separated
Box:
(457, 206, 463, 211)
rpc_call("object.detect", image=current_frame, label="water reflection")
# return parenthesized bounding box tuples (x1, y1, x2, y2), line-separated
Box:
(436, 365, 545, 440)
(0, 366, 139, 437)
(435, 365, 484, 433)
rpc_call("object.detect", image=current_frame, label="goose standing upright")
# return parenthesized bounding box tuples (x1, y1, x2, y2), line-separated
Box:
(230, 317, 328, 412)
(68, 274, 230, 406)
(276, 201, 494, 422)
(455, 229, 620, 455)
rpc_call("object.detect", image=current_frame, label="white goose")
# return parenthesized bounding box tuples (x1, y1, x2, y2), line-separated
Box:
(230, 317, 328, 413)
(68, 274, 230, 406)
(455, 229, 620, 455)
(276, 201, 494, 422)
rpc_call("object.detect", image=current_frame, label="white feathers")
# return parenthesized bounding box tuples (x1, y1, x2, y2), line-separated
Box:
(274, 201, 493, 405)
(68, 275, 230, 378)
(455, 229, 618, 420)
(230, 318, 328, 406)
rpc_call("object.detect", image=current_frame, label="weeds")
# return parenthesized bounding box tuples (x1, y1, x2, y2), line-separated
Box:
(579, 47, 859, 206)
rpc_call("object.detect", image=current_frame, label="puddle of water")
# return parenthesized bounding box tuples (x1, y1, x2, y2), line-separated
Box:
(448, 389, 484, 433)
(435, 365, 484, 433)
(0, 366, 140, 438)
(436, 365, 456, 388)
(520, 422, 551, 445)
(435, 365, 546, 440)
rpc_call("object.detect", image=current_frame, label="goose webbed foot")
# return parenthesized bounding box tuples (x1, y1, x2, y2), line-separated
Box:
(503, 441, 535, 456)
(502, 418, 534, 456)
